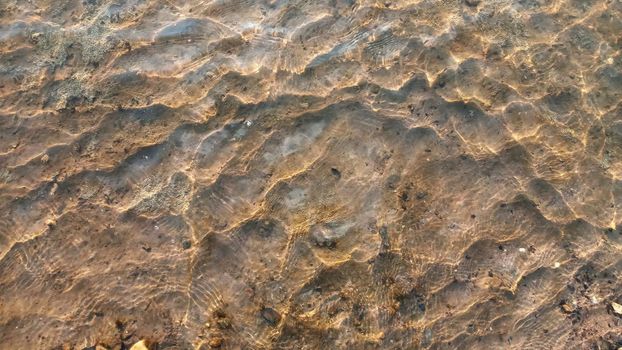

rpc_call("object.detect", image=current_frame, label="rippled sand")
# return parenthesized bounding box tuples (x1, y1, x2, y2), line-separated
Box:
(1, 0, 622, 349)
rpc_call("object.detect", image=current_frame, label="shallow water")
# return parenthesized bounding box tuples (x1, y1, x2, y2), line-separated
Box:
(1, 0, 621, 349)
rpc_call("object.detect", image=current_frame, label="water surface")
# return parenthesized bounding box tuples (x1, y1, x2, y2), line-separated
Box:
(1, 0, 622, 349)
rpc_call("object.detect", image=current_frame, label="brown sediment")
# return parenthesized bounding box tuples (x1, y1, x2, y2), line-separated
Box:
(0, 0, 621, 349)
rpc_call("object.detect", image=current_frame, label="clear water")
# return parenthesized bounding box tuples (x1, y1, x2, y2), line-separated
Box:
(1, 0, 621, 349)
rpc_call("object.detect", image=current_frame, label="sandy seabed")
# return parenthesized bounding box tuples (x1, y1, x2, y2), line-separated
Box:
(1, 0, 622, 349)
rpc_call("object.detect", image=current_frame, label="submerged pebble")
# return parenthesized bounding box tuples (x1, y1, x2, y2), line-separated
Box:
(261, 307, 281, 326)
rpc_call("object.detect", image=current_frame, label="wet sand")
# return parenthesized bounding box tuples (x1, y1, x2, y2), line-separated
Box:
(1, 0, 622, 349)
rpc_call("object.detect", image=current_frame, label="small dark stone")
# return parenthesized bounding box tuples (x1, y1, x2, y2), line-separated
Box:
(311, 225, 337, 249)
(182, 240, 192, 250)
(400, 191, 409, 202)
(260, 307, 281, 326)
(142, 246, 151, 252)
(416, 192, 427, 200)
(331, 167, 341, 179)
(216, 318, 231, 329)
(313, 237, 336, 249)
(465, 0, 480, 7)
